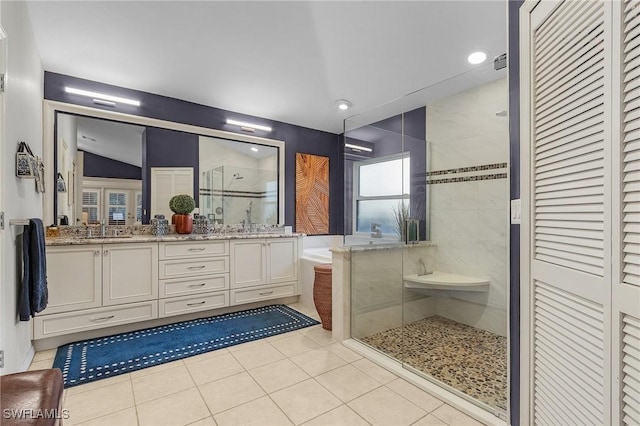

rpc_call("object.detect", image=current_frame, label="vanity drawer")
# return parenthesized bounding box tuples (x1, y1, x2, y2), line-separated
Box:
(159, 241, 229, 260)
(160, 257, 229, 279)
(160, 274, 229, 298)
(33, 301, 158, 339)
(159, 291, 229, 318)
(230, 283, 296, 306)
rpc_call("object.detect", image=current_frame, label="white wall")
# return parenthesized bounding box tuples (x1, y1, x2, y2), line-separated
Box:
(0, 1, 44, 373)
(426, 78, 509, 336)
(56, 113, 77, 223)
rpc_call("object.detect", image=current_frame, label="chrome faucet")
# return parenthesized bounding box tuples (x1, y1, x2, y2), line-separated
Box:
(418, 258, 433, 276)
(100, 219, 107, 238)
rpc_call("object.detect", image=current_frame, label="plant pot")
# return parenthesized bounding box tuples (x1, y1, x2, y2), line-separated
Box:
(171, 214, 177, 224)
(174, 214, 193, 234)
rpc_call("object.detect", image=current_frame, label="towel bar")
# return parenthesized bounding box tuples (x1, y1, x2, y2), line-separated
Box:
(9, 219, 30, 226)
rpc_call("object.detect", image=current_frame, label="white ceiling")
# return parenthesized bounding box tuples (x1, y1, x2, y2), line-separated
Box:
(75, 115, 145, 167)
(26, 1, 507, 134)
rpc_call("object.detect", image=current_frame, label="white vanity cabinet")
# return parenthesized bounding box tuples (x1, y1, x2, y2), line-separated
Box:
(43, 244, 102, 314)
(158, 240, 230, 318)
(34, 242, 159, 339)
(102, 243, 159, 306)
(230, 237, 299, 305)
(34, 235, 301, 341)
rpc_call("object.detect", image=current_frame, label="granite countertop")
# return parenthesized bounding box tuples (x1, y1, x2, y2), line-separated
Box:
(46, 232, 305, 246)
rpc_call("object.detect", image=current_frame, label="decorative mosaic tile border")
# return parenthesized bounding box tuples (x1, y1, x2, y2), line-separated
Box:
(423, 162, 508, 185)
(427, 172, 508, 185)
(426, 162, 507, 177)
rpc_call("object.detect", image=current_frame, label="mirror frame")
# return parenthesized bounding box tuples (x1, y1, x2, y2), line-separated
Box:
(43, 100, 286, 226)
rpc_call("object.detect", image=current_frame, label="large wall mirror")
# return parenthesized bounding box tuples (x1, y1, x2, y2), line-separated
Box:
(43, 101, 285, 226)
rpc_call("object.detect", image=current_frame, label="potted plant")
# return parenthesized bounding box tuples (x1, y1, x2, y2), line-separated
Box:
(169, 194, 195, 234)
(392, 201, 410, 242)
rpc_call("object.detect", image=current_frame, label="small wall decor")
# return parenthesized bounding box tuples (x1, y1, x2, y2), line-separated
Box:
(35, 157, 45, 193)
(295, 153, 329, 234)
(16, 141, 37, 178)
(56, 173, 67, 192)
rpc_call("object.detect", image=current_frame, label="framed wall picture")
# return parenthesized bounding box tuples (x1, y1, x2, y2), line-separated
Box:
(295, 153, 329, 234)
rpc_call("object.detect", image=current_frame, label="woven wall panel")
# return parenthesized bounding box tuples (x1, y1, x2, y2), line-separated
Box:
(295, 153, 329, 234)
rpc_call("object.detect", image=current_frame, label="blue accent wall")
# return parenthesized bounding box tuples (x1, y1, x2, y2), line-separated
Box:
(82, 150, 142, 180)
(44, 72, 343, 232)
(508, 1, 523, 424)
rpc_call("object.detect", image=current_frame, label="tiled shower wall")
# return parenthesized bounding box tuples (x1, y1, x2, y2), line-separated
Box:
(427, 78, 509, 336)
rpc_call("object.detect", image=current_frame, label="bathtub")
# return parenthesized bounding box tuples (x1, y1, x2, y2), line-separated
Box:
(299, 236, 343, 309)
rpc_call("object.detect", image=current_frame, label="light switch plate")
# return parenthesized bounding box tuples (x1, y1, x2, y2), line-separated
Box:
(511, 199, 521, 225)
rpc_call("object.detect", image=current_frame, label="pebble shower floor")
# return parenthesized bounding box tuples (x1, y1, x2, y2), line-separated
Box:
(360, 315, 507, 411)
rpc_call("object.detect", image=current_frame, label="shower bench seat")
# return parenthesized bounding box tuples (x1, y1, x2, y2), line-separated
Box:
(404, 271, 489, 292)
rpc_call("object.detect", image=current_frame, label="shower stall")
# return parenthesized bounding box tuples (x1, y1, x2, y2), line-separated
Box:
(200, 165, 278, 225)
(343, 63, 509, 417)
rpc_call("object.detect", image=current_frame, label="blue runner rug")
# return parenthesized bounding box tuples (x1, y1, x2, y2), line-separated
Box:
(53, 304, 319, 388)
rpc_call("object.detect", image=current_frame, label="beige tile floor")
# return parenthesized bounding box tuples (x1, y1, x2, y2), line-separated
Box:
(29, 303, 483, 426)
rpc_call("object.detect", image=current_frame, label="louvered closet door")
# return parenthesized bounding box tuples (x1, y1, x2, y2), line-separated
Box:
(615, 1, 640, 424)
(530, 1, 612, 424)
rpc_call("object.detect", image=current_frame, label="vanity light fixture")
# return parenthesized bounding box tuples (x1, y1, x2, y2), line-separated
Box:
(345, 143, 373, 152)
(336, 99, 352, 110)
(226, 119, 272, 132)
(467, 51, 487, 65)
(250, 147, 259, 152)
(92, 99, 116, 107)
(64, 87, 141, 107)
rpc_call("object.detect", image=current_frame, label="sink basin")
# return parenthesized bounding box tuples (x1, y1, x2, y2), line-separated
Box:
(404, 271, 489, 292)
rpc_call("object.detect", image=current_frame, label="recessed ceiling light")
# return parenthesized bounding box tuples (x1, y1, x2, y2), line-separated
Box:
(251, 147, 259, 152)
(336, 99, 352, 110)
(467, 51, 487, 65)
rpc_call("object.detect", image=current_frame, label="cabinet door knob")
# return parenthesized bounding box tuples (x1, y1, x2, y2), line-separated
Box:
(94, 250, 100, 256)
(262, 242, 266, 246)
(104, 250, 109, 256)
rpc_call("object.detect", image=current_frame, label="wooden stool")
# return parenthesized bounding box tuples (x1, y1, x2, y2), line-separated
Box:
(0, 368, 65, 425)
(313, 263, 333, 330)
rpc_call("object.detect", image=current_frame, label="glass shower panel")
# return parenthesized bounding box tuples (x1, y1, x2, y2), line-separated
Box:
(346, 62, 509, 417)
(401, 66, 509, 413)
(199, 165, 278, 225)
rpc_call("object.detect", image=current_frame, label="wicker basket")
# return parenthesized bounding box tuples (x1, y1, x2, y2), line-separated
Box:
(313, 263, 333, 330)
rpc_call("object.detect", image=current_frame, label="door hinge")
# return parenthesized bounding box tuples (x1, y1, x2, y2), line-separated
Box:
(0, 212, 4, 230)
(0, 73, 4, 93)
(0, 350, 4, 368)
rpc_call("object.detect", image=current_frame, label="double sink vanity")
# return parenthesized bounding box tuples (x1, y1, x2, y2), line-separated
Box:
(37, 232, 302, 343)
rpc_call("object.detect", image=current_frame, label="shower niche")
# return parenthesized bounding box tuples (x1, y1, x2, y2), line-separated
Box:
(199, 136, 279, 225)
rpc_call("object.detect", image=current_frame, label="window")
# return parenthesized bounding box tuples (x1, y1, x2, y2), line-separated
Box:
(354, 155, 410, 235)
(106, 191, 127, 225)
(135, 191, 143, 223)
(82, 189, 100, 224)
